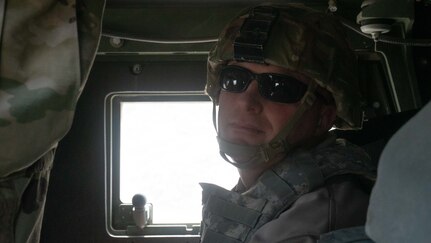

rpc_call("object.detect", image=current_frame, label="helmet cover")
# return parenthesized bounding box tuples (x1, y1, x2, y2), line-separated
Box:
(206, 4, 364, 130)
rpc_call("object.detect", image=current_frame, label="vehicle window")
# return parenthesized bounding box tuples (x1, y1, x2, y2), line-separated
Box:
(105, 92, 238, 237)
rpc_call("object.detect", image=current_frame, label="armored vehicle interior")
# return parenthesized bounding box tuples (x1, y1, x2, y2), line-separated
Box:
(1, 0, 430, 242)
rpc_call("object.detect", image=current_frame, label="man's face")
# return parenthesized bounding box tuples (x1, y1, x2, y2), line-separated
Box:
(218, 62, 330, 148)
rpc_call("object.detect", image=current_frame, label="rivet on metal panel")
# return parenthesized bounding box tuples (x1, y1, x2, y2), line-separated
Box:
(131, 64, 143, 75)
(110, 37, 124, 48)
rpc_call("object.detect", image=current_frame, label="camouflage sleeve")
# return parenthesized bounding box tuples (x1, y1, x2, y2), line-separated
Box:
(0, 148, 55, 243)
(0, 0, 104, 242)
(0, 0, 104, 177)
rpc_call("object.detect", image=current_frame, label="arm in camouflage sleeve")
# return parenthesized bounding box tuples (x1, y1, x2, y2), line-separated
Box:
(0, 0, 104, 177)
(0, 0, 105, 242)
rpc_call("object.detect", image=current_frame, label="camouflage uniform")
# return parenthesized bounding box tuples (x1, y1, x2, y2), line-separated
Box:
(0, 0, 104, 242)
(201, 134, 376, 243)
(202, 4, 376, 243)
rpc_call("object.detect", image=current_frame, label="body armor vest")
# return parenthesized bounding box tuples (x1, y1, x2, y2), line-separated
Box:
(200, 135, 376, 243)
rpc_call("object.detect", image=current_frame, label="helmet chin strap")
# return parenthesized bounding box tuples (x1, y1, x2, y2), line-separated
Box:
(213, 83, 318, 170)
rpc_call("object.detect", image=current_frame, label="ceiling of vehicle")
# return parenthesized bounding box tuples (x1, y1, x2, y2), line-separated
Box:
(99, 0, 364, 54)
(98, 0, 431, 107)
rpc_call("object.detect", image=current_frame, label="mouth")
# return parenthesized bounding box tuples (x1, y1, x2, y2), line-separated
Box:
(221, 122, 266, 145)
(229, 123, 264, 135)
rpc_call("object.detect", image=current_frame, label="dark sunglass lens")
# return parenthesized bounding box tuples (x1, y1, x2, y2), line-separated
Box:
(220, 67, 250, 92)
(259, 74, 307, 103)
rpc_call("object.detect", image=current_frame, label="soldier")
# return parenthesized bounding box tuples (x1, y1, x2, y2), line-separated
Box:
(200, 4, 376, 243)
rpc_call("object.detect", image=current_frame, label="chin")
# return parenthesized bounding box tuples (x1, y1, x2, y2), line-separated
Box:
(223, 135, 267, 146)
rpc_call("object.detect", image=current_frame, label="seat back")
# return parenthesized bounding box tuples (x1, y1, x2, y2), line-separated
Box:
(365, 101, 431, 243)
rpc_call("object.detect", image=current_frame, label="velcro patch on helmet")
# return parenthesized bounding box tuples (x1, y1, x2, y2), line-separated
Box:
(234, 6, 279, 63)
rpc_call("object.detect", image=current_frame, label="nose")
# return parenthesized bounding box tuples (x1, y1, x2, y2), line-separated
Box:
(238, 80, 263, 113)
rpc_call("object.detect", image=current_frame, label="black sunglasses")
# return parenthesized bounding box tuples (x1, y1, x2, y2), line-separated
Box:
(219, 65, 308, 103)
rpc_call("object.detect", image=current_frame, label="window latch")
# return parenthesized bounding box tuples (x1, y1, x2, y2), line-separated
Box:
(132, 194, 153, 229)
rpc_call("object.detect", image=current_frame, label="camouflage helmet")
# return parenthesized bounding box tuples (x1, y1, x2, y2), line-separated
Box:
(206, 4, 364, 130)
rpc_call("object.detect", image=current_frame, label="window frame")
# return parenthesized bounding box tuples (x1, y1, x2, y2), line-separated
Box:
(105, 91, 212, 238)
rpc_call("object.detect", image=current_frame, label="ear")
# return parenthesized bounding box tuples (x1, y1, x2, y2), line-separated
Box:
(316, 103, 337, 134)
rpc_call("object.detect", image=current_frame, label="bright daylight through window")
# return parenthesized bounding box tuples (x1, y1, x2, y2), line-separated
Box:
(120, 100, 238, 224)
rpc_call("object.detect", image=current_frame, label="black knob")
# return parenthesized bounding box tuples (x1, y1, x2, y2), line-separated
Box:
(132, 194, 146, 208)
